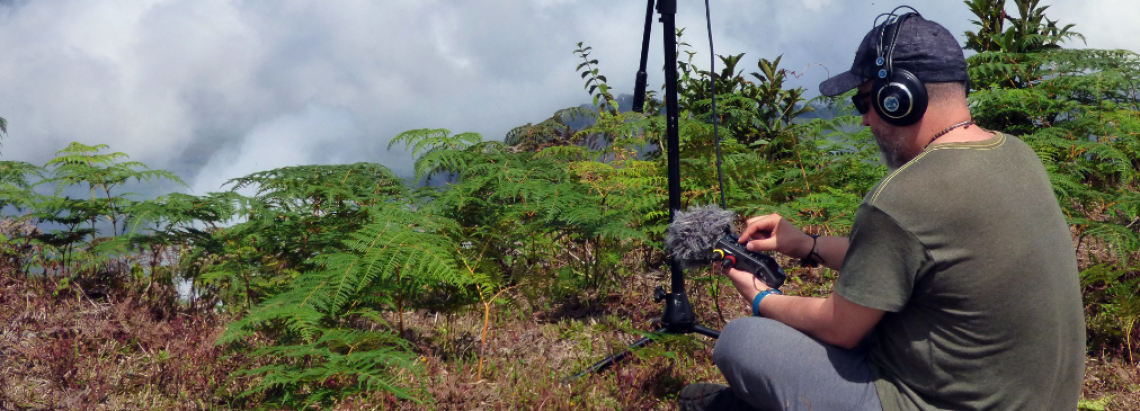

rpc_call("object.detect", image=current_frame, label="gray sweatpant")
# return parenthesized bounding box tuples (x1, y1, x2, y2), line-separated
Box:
(712, 317, 883, 411)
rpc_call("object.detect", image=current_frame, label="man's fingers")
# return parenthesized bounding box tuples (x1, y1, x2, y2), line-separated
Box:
(739, 214, 780, 243)
(746, 238, 778, 252)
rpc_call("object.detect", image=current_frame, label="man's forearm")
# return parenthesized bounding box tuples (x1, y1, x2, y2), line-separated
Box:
(727, 273, 846, 347)
(809, 236, 849, 271)
(758, 294, 863, 349)
(726, 267, 881, 350)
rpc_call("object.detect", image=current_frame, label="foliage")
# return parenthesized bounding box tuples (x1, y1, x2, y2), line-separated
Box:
(575, 42, 618, 115)
(1082, 264, 1140, 361)
(2, 6, 1140, 408)
(967, 13, 1140, 260)
(1, 144, 185, 280)
(42, 142, 186, 237)
(667, 29, 880, 232)
(0, 115, 6, 155)
(388, 129, 482, 184)
(678, 45, 814, 150)
(116, 191, 240, 301)
(399, 128, 643, 289)
(219, 204, 470, 407)
(964, 0, 1082, 55)
(193, 163, 408, 309)
(504, 107, 594, 152)
(0, 161, 41, 212)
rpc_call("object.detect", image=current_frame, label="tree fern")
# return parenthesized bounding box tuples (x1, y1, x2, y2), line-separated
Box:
(387, 128, 481, 183)
(0, 161, 42, 212)
(219, 204, 469, 407)
(39, 142, 186, 238)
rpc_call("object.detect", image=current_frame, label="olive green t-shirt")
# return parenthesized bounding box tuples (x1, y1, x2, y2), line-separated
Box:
(836, 133, 1085, 411)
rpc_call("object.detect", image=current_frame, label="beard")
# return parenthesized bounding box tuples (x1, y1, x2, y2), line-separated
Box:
(872, 124, 910, 170)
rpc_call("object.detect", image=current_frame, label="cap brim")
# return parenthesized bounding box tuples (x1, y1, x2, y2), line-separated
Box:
(819, 71, 866, 97)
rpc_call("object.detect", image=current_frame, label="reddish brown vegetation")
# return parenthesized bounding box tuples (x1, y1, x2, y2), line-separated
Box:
(0, 260, 1135, 410)
(0, 275, 254, 410)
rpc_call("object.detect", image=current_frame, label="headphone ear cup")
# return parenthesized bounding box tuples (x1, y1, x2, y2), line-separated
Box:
(872, 69, 928, 127)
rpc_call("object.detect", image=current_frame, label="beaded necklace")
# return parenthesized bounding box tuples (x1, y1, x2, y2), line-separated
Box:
(924, 120, 974, 149)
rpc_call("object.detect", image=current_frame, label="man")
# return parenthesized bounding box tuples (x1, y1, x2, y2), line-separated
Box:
(680, 11, 1085, 411)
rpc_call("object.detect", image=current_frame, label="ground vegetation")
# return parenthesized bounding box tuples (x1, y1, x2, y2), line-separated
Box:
(0, 1, 1137, 409)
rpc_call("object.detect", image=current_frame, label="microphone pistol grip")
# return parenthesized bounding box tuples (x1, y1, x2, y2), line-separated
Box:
(712, 234, 786, 289)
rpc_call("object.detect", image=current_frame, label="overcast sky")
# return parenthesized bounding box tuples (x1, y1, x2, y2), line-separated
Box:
(1, 0, 1136, 196)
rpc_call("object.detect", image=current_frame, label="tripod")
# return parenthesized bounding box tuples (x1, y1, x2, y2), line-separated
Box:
(564, 0, 719, 382)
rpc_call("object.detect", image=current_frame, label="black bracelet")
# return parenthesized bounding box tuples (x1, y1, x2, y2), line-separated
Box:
(799, 234, 822, 268)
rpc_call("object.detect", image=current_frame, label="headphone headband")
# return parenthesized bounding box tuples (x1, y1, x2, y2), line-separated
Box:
(874, 7, 920, 82)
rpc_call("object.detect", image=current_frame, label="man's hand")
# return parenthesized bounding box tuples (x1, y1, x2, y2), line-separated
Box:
(722, 265, 771, 304)
(724, 264, 884, 349)
(738, 214, 849, 270)
(738, 214, 813, 259)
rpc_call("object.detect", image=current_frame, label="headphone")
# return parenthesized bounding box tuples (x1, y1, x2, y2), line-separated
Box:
(871, 7, 927, 127)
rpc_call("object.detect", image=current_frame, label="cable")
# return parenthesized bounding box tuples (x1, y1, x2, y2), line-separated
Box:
(704, 0, 727, 210)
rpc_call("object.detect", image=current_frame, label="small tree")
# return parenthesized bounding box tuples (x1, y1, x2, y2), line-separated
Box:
(41, 142, 185, 238)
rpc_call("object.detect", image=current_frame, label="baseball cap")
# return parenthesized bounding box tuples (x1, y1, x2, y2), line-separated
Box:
(819, 13, 968, 97)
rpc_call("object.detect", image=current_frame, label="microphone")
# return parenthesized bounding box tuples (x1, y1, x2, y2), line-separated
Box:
(666, 205, 786, 289)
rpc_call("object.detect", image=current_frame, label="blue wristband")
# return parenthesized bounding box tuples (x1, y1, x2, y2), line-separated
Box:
(752, 289, 783, 317)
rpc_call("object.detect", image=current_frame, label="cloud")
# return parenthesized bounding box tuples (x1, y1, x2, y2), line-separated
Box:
(1047, 0, 1140, 51)
(190, 103, 362, 195)
(0, 0, 1135, 201)
(802, 0, 835, 12)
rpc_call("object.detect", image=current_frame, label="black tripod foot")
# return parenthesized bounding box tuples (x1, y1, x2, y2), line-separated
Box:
(561, 319, 722, 384)
(561, 327, 666, 384)
(693, 324, 721, 339)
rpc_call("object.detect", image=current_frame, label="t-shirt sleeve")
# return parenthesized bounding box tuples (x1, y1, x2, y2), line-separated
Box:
(835, 203, 929, 312)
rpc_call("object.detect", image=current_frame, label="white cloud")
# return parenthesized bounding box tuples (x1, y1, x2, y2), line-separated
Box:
(0, 0, 1135, 200)
(190, 103, 362, 195)
(802, 0, 834, 12)
(1047, 0, 1140, 51)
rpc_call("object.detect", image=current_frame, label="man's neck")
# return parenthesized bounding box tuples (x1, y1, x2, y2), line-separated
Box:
(924, 121, 993, 147)
(918, 106, 993, 147)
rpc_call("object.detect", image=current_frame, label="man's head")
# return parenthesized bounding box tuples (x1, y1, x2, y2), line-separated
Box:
(820, 10, 970, 168)
(855, 80, 968, 168)
(820, 11, 968, 104)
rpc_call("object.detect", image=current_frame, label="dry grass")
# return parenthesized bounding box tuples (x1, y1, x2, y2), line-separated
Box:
(0, 248, 1136, 410)
(326, 271, 737, 411)
(0, 275, 257, 410)
(329, 263, 1140, 410)
(1084, 353, 1140, 410)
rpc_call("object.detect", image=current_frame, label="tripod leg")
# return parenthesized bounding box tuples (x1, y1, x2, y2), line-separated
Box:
(692, 324, 721, 339)
(561, 327, 667, 384)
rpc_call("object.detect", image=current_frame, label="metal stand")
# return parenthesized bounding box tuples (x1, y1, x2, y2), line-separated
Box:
(564, 0, 719, 383)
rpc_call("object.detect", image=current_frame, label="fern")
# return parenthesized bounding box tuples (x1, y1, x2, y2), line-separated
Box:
(387, 128, 482, 183)
(971, 47, 1140, 260)
(505, 107, 593, 151)
(41, 142, 186, 236)
(0, 161, 43, 212)
(220, 204, 469, 407)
